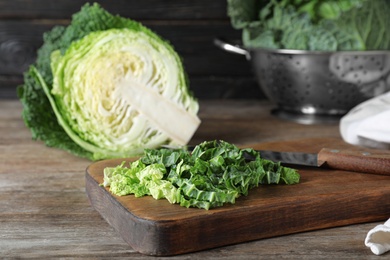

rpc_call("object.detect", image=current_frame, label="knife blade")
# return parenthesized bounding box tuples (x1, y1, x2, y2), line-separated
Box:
(257, 148, 390, 176)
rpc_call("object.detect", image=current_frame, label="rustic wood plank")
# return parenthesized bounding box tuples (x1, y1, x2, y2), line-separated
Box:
(0, 75, 22, 99)
(1, 100, 386, 259)
(191, 100, 342, 147)
(0, 21, 48, 74)
(191, 76, 262, 99)
(0, 0, 229, 20)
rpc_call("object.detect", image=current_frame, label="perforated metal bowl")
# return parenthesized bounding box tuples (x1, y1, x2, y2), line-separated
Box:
(215, 39, 390, 124)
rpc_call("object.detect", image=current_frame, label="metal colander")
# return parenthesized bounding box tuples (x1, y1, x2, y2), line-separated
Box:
(215, 39, 390, 124)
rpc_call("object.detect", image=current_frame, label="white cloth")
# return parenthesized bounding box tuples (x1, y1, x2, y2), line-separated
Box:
(340, 91, 390, 149)
(365, 219, 390, 255)
(341, 94, 390, 255)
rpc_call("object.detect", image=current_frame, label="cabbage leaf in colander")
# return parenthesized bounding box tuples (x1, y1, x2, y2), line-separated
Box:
(227, 0, 390, 51)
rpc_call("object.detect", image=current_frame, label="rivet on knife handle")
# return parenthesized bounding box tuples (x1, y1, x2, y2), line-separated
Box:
(317, 148, 390, 175)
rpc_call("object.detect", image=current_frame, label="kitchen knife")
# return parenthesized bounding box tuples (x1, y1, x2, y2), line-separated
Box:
(258, 148, 390, 176)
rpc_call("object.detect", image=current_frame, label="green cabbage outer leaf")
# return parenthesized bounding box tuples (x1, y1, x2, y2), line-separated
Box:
(227, 0, 265, 29)
(18, 3, 199, 160)
(227, 0, 390, 51)
(103, 140, 300, 210)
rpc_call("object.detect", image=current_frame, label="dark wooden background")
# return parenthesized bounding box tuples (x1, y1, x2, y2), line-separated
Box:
(0, 0, 263, 100)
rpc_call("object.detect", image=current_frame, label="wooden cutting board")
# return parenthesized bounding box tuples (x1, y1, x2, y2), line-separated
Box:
(85, 137, 390, 256)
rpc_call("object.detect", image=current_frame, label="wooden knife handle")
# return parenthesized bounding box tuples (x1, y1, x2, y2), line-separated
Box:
(317, 148, 390, 175)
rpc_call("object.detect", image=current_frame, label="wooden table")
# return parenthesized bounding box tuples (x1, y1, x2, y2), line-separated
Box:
(0, 99, 385, 259)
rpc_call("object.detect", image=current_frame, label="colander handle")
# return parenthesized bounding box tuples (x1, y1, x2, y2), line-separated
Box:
(214, 38, 250, 59)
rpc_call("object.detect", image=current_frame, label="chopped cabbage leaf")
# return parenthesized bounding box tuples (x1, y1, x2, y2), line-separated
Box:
(103, 140, 300, 210)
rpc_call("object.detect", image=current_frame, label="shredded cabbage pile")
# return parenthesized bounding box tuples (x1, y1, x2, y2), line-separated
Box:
(103, 140, 300, 210)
